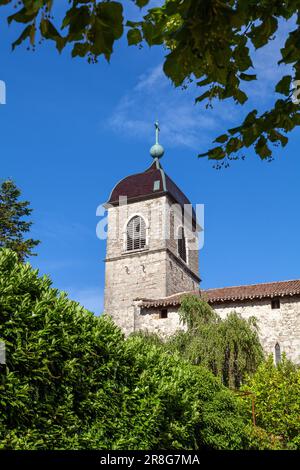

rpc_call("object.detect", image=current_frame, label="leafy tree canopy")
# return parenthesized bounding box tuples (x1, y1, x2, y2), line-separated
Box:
(0, 180, 40, 262)
(165, 295, 264, 388)
(1, 1, 300, 163)
(0, 249, 251, 449)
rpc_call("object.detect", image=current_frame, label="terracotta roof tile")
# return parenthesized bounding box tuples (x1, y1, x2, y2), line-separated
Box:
(135, 290, 200, 308)
(136, 279, 300, 308)
(203, 280, 300, 303)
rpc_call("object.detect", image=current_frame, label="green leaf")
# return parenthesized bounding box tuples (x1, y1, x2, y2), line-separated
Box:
(234, 89, 248, 104)
(275, 75, 292, 96)
(268, 130, 288, 147)
(197, 77, 211, 87)
(249, 17, 278, 49)
(214, 134, 228, 144)
(198, 152, 209, 158)
(8, 7, 37, 25)
(163, 49, 186, 86)
(207, 146, 226, 160)
(142, 21, 163, 46)
(255, 136, 272, 159)
(62, 6, 90, 37)
(226, 137, 243, 154)
(12, 24, 33, 51)
(71, 42, 90, 58)
(134, 0, 150, 7)
(243, 110, 258, 126)
(240, 73, 257, 82)
(40, 19, 65, 52)
(195, 90, 212, 103)
(127, 28, 142, 46)
(97, 1, 123, 40)
(233, 44, 253, 71)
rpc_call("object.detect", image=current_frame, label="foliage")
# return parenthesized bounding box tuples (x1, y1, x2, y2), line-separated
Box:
(240, 355, 300, 449)
(166, 295, 264, 388)
(1, 1, 300, 162)
(123, 335, 250, 450)
(0, 249, 251, 449)
(0, 180, 40, 262)
(243, 424, 283, 450)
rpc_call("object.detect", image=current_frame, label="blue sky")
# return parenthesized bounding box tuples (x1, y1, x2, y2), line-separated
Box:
(1, 3, 299, 314)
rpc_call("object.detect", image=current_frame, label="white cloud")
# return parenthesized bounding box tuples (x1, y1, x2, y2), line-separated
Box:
(106, 18, 295, 150)
(107, 64, 239, 150)
(134, 64, 166, 92)
(244, 19, 294, 101)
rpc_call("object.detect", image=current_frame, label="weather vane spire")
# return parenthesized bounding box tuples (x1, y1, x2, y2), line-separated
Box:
(150, 120, 164, 159)
(155, 120, 160, 145)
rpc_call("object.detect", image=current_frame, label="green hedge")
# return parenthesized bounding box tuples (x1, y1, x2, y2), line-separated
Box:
(0, 249, 250, 449)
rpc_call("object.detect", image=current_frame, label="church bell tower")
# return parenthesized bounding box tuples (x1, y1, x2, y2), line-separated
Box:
(104, 123, 200, 335)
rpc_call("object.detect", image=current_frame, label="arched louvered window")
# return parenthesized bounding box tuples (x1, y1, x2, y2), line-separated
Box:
(275, 342, 281, 365)
(178, 227, 187, 262)
(126, 216, 146, 251)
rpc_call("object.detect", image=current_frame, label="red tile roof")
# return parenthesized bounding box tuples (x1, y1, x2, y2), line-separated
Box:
(136, 279, 300, 308)
(203, 279, 300, 303)
(136, 290, 200, 308)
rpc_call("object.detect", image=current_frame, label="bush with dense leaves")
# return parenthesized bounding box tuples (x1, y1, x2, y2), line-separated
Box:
(240, 356, 300, 450)
(0, 249, 252, 449)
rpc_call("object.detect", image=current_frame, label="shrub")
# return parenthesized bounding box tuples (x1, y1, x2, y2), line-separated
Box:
(0, 249, 251, 449)
(240, 356, 300, 449)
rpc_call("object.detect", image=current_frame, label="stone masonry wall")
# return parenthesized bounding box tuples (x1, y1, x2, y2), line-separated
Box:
(104, 250, 168, 335)
(134, 296, 300, 364)
(165, 199, 199, 283)
(135, 306, 186, 337)
(105, 196, 167, 259)
(213, 296, 300, 363)
(104, 194, 200, 335)
(104, 197, 168, 334)
(166, 255, 198, 295)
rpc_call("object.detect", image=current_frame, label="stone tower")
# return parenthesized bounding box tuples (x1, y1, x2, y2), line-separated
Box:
(104, 123, 200, 335)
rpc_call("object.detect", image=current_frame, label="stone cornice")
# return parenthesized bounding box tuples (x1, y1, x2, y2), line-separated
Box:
(105, 247, 200, 283)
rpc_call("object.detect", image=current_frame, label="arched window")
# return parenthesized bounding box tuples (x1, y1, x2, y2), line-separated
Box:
(126, 216, 146, 251)
(178, 227, 187, 262)
(275, 342, 281, 365)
